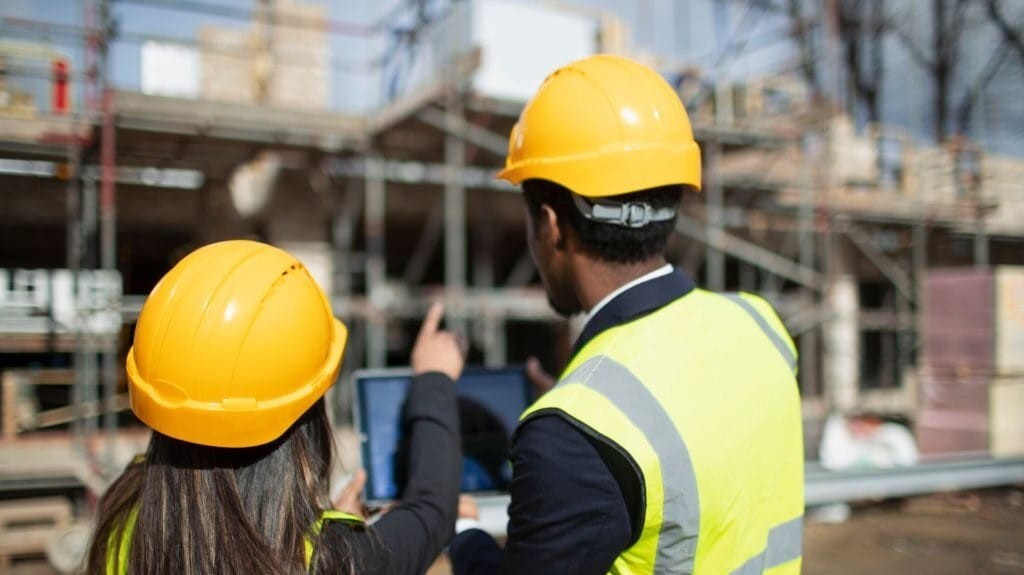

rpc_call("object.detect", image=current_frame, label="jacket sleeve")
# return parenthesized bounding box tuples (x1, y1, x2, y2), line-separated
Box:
(345, 371, 462, 575)
(450, 414, 634, 575)
(449, 527, 503, 575)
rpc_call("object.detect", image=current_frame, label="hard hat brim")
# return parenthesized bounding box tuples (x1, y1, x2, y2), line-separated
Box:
(497, 141, 702, 197)
(126, 317, 348, 448)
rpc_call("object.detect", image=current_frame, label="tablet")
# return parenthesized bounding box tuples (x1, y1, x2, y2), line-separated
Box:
(353, 366, 532, 504)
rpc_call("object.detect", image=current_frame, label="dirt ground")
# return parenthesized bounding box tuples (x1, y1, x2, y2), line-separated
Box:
(8, 487, 1024, 574)
(803, 487, 1024, 574)
(432, 487, 1024, 574)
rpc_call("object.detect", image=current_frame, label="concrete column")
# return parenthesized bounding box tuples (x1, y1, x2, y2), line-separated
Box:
(825, 273, 860, 413)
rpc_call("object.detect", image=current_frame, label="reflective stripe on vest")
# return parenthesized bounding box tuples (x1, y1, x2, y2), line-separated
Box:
(106, 507, 364, 574)
(720, 293, 797, 375)
(557, 355, 700, 573)
(728, 516, 804, 575)
(304, 510, 364, 567)
(520, 288, 804, 574)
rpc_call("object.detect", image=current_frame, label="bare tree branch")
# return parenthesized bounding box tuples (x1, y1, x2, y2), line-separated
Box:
(832, 0, 889, 124)
(941, 0, 971, 64)
(956, 41, 1010, 133)
(930, 0, 965, 141)
(868, 0, 884, 123)
(788, 0, 819, 93)
(985, 0, 1024, 62)
(889, 18, 934, 70)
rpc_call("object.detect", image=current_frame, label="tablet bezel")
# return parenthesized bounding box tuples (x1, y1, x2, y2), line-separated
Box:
(351, 365, 531, 505)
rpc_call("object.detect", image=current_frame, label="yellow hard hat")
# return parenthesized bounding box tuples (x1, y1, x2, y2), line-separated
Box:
(497, 54, 702, 197)
(126, 240, 347, 448)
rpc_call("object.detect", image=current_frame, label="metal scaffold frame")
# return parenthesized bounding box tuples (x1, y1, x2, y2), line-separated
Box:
(0, 0, 1021, 500)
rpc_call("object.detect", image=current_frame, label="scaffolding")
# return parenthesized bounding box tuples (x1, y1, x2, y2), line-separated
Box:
(1, 0, 1023, 525)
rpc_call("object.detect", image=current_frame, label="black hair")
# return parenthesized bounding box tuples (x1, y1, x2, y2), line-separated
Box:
(522, 179, 686, 264)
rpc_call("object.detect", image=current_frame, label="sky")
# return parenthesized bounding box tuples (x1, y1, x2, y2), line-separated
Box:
(1, 0, 1021, 155)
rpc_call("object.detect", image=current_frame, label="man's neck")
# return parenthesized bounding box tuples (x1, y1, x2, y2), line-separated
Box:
(576, 257, 668, 313)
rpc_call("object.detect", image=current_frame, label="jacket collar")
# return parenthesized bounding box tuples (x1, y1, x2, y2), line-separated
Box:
(570, 267, 696, 361)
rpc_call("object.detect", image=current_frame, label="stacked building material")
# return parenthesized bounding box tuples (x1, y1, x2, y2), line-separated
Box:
(991, 268, 1024, 457)
(918, 267, 1024, 457)
(198, 0, 329, 110)
(264, 0, 329, 110)
(199, 26, 259, 104)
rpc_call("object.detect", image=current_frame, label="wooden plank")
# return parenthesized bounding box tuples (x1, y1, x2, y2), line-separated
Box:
(0, 498, 71, 526)
(0, 496, 71, 562)
(2, 369, 122, 438)
(34, 393, 130, 429)
(0, 525, 55, 556)
(0, 334, 115, 353)
(0, 431, 150, 491)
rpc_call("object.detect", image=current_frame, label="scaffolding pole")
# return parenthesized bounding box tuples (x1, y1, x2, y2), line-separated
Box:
(66, 88, 85, 462)
(404, 197, 445, 286)
(842, 221, 914, 303)
(676, 214, 824, 290)
(365, 156, 387, 368)
(973, 203, 989, 269)
(705, 141, 725, 291)
(419, 106, 507, 157)
(799, 133, 819, 396)
(445, 94, 468, 336)
(331, 177, 364, 302)
(73, 175, 99, 457)
(98, 0, 119, 472)
(473, 203, 505, 367)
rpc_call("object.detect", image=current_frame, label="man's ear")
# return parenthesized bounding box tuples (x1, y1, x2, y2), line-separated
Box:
(538, 204, 565, 250)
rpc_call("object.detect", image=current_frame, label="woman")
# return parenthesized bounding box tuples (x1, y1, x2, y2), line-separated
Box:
(85, 240, 464, 574)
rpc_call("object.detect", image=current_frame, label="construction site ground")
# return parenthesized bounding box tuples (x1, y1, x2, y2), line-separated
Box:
(802, 486, 1024, 574)
(4, 487, 1023, 574)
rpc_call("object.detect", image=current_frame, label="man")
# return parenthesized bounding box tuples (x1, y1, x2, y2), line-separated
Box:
(452, 55, 804, 574)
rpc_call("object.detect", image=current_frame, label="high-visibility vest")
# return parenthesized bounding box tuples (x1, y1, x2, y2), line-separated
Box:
(106, 506, 364, 574)
(521, 289, 804, 574)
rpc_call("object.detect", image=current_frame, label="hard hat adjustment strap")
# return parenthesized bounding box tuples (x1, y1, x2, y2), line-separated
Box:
(571, 193, 677, 228)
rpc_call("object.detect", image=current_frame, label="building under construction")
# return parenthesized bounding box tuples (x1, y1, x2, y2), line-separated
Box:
(0, 0, 1022, 570)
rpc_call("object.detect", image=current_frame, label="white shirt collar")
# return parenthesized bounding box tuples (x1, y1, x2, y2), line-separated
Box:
(582, 264, 674, 329)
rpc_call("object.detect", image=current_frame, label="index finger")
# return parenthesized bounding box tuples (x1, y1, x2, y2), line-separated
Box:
(417, 301, 445, 341)
(334, 469, 367, 514)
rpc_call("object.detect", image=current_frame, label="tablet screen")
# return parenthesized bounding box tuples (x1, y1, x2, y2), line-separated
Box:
(355, 367, 532, 502)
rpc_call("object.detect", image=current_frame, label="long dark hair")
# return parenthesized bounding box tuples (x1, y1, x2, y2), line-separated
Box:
(86, 399, 357, 574)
